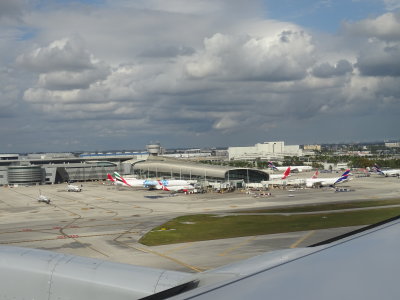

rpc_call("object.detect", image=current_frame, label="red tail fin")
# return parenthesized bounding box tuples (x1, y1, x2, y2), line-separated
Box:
(107, 174, 115, 182)
(312, 170, 319, 179)
(158, 180, 169, 191)
(281, 167, 291, 179)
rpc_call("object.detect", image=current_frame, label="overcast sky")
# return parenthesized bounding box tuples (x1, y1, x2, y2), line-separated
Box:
(1, 0, 399, 152)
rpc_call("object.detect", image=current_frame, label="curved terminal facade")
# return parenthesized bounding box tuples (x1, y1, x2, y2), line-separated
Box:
(7, 166, 44, 186)
(132, 157, 269, 183)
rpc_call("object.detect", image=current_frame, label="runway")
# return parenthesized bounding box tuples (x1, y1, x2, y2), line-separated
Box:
(0, 174, 399, 272)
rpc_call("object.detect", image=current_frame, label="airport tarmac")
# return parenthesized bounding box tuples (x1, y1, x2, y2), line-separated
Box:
(0, 173, 399, 273)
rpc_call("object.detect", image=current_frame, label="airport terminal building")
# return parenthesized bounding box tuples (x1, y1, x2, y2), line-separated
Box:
(131, 156, 269, 183)
(0, 151, 269, 186)
(0, 152, 148, 186)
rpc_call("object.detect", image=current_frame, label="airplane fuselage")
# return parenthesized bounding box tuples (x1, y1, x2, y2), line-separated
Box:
(380, 169, 400, 177)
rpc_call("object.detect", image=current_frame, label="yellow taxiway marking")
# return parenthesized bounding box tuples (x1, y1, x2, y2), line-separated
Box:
(163, 242, 193, 255)
(131, 244, 204, 273)
(218, 236, 257, 257)
(290, 230, 315, 249)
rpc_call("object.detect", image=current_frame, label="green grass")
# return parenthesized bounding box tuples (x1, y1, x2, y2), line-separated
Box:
(237, 199, 400, 213)
(139, 207, 400, 246)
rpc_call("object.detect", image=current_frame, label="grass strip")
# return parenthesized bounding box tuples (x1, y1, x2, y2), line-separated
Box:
(238, 199, 400, 213)
(139, 207, 400, 246)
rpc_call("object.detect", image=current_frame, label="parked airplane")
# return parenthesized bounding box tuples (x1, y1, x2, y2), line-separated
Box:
(67, 184, 82, 192)
(157, 180, 195, 193)
(109, 172, 193, 189)
(263, 167, 292, 186)
(108, 172, 151, 187)
(373, 164, 400, 177)
(311, 169, 319, 179)
(305, 169, 351, 188)
(268, 161, 312, 172)
(268, 166, 291, 180)
(2, 215, 400, 299)
(37, 190, 50, 204)
(278, 169, 320, 186)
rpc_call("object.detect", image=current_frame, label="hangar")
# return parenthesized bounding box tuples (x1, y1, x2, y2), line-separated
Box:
(131, 156, 269, 183)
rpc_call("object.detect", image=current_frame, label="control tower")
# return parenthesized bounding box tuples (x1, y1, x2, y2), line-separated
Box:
(146, 143, 161, 156)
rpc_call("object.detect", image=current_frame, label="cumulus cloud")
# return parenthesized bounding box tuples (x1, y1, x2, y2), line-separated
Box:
(0, 0, 26, 22)
(0, 65, 32, 119)
(0, 68, 20, 117)
(383, 0, 400, 11)
(312, 59, 353, 78)
(139, 45, 195, 58)
(19, 37, 112, 106)
(356, 43, 400, 77)
(37, 63, 110, 91)
(185, 30, 315, 82)
(1, 0, 399, 151)
(17, 38, 97, 73)
(114, 0, 264, 17)
(343, 11, 400, 41)
(212, 115, 238, 130)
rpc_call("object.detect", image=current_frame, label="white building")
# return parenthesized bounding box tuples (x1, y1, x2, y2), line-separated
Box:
(228, 141, 303, 161)
(323, 163, 349, 171)
(385, 142, 400, 148)
(303, 145, 322, 151)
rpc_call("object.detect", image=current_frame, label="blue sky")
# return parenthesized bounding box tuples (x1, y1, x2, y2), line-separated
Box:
(0, 0, 399, 152)
(263, 0, 386, 32)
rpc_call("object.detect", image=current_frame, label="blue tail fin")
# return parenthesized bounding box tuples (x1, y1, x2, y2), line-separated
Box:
(268, 161, 279, 171)
(334, 169, 351, 184)
(373, 164, 384, 175)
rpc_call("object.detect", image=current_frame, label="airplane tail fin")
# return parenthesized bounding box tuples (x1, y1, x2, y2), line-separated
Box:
(334, 169, 351, 184)
(107, 173, 115, 182)
(373, 164, 384, 175)
(312, 170, 319, 179)
(268, 161, 279, 171)
(158, 180, 169, 191)
(341, 169, 351, 177)
(113, 172, 131, 186)
(281, 167, 291, 179)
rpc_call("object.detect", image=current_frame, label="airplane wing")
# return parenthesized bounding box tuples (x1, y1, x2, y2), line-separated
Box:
(2, 216, 400, 299)
(148, 215, 400, 299)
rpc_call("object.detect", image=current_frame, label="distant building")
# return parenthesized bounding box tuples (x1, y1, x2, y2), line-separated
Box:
(303, 145, 321, 151)
(0, 154, 19, 160)
(346, 151, 372, 156)
(228, 141, 303, 161)
(385, 142, 400, 148)
(323, 163, 349, 171)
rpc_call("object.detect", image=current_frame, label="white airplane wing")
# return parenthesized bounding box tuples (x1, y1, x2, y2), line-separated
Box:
(1, 216, 400, 299)
(149, 215, 400, 299)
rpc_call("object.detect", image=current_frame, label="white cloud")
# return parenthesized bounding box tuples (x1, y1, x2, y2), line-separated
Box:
(17, 37, 97, 72)
(0, 0, 398, 151)
(109, 0, 264, 17)
(212, 114, 239, 130)
(0, 0, 26, 23)
(37, 64, 110, 91)
(185, 30, 315, 82)
(383, 0, 400, 10)
(312, 60, 353, 78)
(0, 67, 21, 116)
(343, 11, 400, 41)
(356, 42, 400, 76)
